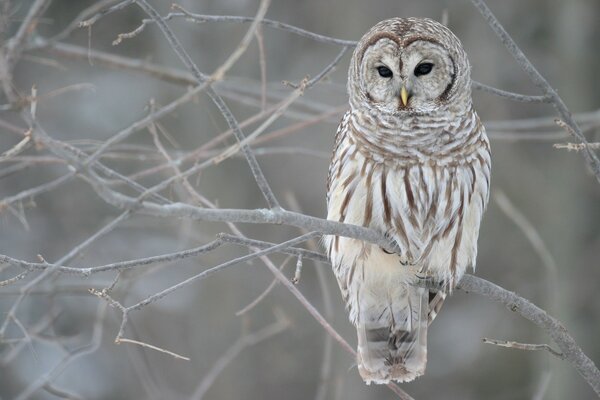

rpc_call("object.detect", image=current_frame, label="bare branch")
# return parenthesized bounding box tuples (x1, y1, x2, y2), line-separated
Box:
(42, 383, 84, 400)
(115, 338, 191, 361)
(190, 314, 290, 399)
(554, 142, 600, 151)
(78, 0, 134, 28)
(472, 81, 551, 103)
(13, 303, 107, 400)
(482, 337, 564, 359)
(459, 275, 600, 396)
(117, 8, 357, 47)
(3, 0, 51, 70)
(471, 0, 600, 183)
(134, 0, 281, 209)
(125, 232, 319, 312)
(494, 191, 558, 314)
(235, 256, 293, 316)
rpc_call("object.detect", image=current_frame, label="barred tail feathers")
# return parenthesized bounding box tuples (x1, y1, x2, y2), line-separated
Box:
(356, 284, 429, 384)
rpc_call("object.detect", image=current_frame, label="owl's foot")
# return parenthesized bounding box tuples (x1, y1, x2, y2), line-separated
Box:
(380, 231, 403, 255)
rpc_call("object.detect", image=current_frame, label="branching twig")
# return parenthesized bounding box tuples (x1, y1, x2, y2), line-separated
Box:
(482, 337, 564, 359)
(459, 275, 600, 396)
(190, 313, 290, 399)
(235, 256, 293, 316)
(134, 0, 281, 209)
(471, 0, 600, 183)
(3, 0, 51, 71)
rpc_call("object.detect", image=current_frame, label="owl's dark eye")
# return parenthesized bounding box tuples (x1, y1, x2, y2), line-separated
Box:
(414, 63, 434, 76)
(377, 66, 393, 78)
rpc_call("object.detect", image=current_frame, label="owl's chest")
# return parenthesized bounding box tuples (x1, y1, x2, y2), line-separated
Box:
(327, 129, 490, 286)
(328, 141, 486, 256)
(328, 144, 450, 234)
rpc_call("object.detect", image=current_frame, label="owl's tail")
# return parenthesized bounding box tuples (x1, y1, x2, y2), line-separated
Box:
(356, 284, 430, 384)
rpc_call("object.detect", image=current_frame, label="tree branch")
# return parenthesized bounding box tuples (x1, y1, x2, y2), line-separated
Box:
(471, 0, 600, 183)
(459, 275, 600, 396)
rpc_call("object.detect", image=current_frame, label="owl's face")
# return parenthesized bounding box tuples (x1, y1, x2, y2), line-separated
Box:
(349, 18, 471, 116)
(361, 38, 455, 113)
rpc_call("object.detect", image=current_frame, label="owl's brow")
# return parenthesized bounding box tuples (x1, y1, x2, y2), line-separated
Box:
(402, 36, 444, 48)
(358, 32, 402, 66)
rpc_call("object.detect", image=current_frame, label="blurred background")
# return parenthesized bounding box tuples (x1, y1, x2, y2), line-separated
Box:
(1, 0, 599, 399)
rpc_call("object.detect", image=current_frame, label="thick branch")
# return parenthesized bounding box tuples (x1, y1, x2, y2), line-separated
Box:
(459, 275, 600, 396)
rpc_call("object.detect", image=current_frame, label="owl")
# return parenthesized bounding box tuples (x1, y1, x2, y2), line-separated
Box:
(325, 18, 491, 384)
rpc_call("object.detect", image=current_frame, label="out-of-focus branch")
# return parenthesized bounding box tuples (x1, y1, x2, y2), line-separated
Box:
(471, 0, 600, 183)
(112, 6, 357, 47)
(2, 0, 50, 71)
(12, 303, 107, 400)
(190, 313, 290, 399)
(134, 0, 281, 209)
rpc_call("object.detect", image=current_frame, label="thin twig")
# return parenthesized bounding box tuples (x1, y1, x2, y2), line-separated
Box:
(78, 0, 134, 28)
(134, 0, 281, 209)
(0, 239, 223, 276)
(532, 371, 552, 400)
(42, 383, 84, 400)
(116, 338, 190, 361)
(116, 9, 356, 47)
(494, 191, 558, 315)
(471, 0, 600, 183)
(190, 314, 290, 399)
(3, 0, 51, 70)
(0, 271, 30, 287)
(13, 303, 107, 400)
(472, 81, 550, 103)
(553, 142, 600, 151)
(255, 26, 268, 111)
(125, 232, 319, 312)
(482, 338, 564, 359)
(459, 275, 600, 396)
(235, 256, 293, 316)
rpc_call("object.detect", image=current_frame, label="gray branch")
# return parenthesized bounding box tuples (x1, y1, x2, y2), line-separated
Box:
(459, 275, 600, 396)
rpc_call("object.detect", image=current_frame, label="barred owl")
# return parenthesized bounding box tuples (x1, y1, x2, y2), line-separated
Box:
(325, 18, 491, 384)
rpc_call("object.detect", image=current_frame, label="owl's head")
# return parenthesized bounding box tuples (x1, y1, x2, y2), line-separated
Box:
(349, 18, 471, 115)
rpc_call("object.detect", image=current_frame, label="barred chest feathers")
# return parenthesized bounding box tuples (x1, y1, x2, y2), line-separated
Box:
(325, 109, 490, 321)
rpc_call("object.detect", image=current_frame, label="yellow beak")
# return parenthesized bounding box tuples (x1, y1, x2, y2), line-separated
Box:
(400, 86, 409, 106)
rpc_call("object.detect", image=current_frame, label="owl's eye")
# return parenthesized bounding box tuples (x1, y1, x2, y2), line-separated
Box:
(414, 63, 434, 76)
(377, 66, 393, 78)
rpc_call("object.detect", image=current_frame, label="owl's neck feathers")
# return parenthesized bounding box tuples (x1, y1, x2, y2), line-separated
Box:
(347, 101, 485, 166)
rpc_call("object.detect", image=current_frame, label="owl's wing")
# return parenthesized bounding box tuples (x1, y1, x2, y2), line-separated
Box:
(326, 111, 351, 203)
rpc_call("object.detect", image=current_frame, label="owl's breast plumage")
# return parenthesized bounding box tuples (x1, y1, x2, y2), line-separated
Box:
(326, 109, 490, 295)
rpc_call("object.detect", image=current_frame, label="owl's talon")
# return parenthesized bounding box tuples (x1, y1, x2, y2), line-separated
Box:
(381, 246, 394, 255)
(415, 276, 446, 292)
